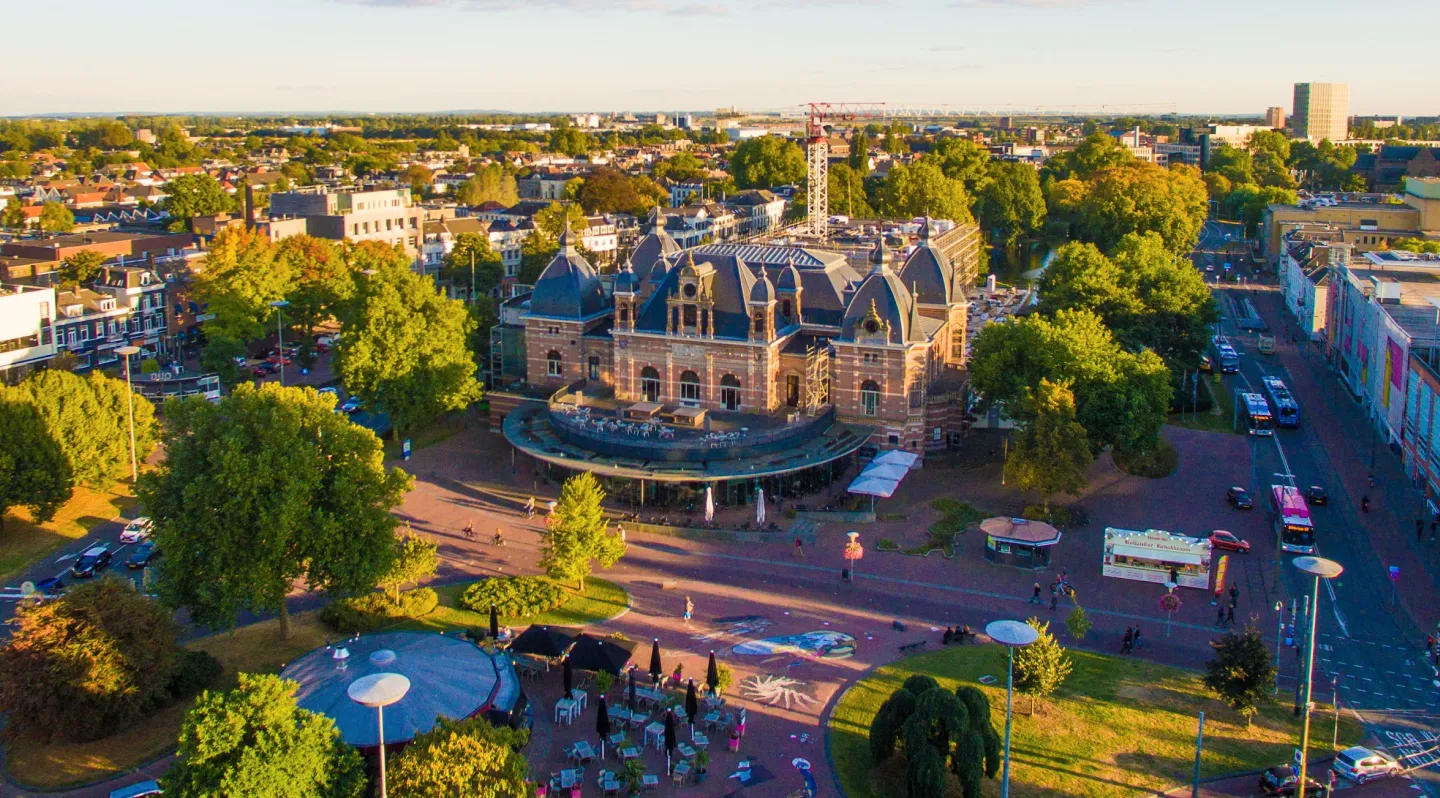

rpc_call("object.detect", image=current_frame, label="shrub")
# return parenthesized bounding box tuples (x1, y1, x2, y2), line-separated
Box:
(459, 576, 569, 618)
(928, 499, 989, 539)
(1021, 505, 1073, 528)
(1113, 441, 1179, 479)
(595, 670, 614, 694)
(875, 537, 900, 551)
(715, 662, 734, 695)
(169, 650, 223, 699)
(876, 512, 908, 522)
(320, 588, 439, 634)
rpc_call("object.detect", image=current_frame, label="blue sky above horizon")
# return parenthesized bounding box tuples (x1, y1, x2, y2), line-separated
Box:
(5, 0, 1435, 117)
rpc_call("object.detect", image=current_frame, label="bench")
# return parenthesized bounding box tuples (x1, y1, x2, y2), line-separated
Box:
(949, 630, 978, 645)
(898, 640, 928, 654)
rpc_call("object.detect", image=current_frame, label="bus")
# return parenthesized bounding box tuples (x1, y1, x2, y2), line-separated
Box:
(1211, 335, 1240, 373)
(1240, 392, 1274, 436)
(1261, 376, 1300, 428)
(1270, 484, 1315, 554)
(133, 373, 222, 404)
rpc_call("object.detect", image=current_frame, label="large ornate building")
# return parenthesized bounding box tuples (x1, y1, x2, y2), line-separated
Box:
(510, 209, 975, 455)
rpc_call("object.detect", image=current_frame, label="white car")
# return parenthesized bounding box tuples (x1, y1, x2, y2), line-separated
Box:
(119, 517, 152, 544)
(1332, 746, 1400, 782)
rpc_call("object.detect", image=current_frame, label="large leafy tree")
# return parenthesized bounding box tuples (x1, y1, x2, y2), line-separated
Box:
(277, 235, 349, 338)
(867, 676, 998, 798)
(454, 164, 519, 207)
(1204, 623, 1275, 727)
(138, 383, 413, 638)
(577, 167, 656, 216)
(0, 396, 72, 529)
(2, 196, 25, 230)
(876, 160, 974, 223)
(0, 578, 180, 742)
(539, 472, 626, 590)
(335, 243, 482, 436)
(652, 151, 707, 184)
(729, 135, 806, 190)
(969, 309, 1171, 455)
(195, 227, 296, 342)
(848, 130, 871, 174)
(549, 127, 591, 158)
(1008, 380, 1092, 512)
(1052, 163, 1208, 255)
(387, 716, 530, 798)
(1011, 618, 1074, 713)
(38, 201, 74, 234)
(824, 162, 873, 218)
(976, 160, 1046, 261)
(442, 232, 503, 299)
(165, 673, 366, 798)
(1290, 140, 1365, 191)
(1205, 144, 1254, 187)
(58, 248, 106, 289)
(2, 370, 156, 488)
(926, 138, 993, 197)
(1041, 132, 1134, 183)
(162, 173, 237, 232)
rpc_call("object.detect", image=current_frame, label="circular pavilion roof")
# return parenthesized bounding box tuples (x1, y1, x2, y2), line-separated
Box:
(280, 631, 504, 748)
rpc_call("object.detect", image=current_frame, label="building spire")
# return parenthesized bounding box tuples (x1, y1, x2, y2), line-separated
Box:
(559, 219, 578, 255)
(869, 235, 890, 275)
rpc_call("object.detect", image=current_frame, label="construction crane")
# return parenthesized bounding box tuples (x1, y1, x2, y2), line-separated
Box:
(805, 102, 887, 239)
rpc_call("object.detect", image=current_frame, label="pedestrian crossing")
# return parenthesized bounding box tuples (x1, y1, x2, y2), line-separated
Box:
(1316, 633, 1439, 712)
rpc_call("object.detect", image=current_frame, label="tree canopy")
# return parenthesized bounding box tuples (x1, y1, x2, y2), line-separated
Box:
(442, 232, 504, 299)
(976, 160, 1047, 255)
(162, 173, 237, 231)
(378, 529, 439, 602)
(454, 164, 519, 207)
(138, 383, 412, 637)
(1041, 133, 1135, 182)
(1007, 380, 1092, 511)
(1011, 617, 1074, 712)
(1, 369, 157, 489)
(1204, 623, 1275, 727)
(0, 396, 73, 528)
(539, 472, 626, 590)
(875, 160, 974, 224)
(333, 244, 483, 436)
(195, 226, 296, 342)
(165, 673, 366, 798)
(59, 248, 106, 289)
(729, 135, 806, 190)
(387, 716, 530, 798)
(38, 201, 74, 234)
(577, 167, 660, 216)
(1049, 163, 1208, 255)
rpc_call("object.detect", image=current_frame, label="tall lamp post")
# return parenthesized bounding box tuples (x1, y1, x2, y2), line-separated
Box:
(1292, 556, 1343, 795)
(347, 672, 410, 798)
(116, 345, 141, 482)
(986, 619, 1039, 798)
(269, 299, 290, 387)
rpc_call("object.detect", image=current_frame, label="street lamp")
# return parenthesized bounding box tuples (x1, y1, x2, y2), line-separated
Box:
(116, 345, 141, 483)
(1292, 556, 1343, 795)
(347, 672, 410, 798)
(986, 620, 1039, 798)
(268, 299, 290, 387)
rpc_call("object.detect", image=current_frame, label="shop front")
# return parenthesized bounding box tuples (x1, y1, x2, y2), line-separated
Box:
(1101, 527, 1212, 589)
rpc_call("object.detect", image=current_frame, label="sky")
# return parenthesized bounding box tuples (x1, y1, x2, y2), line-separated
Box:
(5, 0, 1436, 117)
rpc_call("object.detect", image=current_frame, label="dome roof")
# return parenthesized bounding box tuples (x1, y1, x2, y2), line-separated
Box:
(899, 240, 955, 305)
(749, 272, 777, 304)
(528, 225, 607, 319)
(841, 245, 925, 345)
(777, 264, 802, 291)
(647, 256, 672, 284)
(613, 261, 639, 295)
(631, 206, 681, 277)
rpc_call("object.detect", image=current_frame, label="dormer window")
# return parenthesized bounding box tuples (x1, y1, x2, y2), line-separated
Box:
(864, 319, 879, 334)
(99, 298, 115, 311)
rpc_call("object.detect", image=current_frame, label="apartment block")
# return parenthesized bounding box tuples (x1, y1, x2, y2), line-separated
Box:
(269, 187, 424, 256)
(1293, 83, 1350, 143)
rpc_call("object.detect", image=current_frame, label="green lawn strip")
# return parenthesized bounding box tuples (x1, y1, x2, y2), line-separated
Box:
(829, 645, 1362, 798)
(381, 413, 465, 460)
(1168, 376, 1237, 435)
(390, 576, 630, 633)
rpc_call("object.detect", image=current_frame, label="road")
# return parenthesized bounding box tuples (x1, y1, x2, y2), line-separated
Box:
(1197, 220, 1440, 794)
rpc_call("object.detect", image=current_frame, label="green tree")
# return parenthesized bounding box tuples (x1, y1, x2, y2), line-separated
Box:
(454, 164, 519, 207)
(468, 296, 499, 368)
(199, 335, 248, 389)
(378, 529, 438, 602)
(652, 151, 707, 183)
(0, 396, 73, 528)
(1065, 605, 1093, 640)
(976, 160, 1046, 258)
(927, 138, 993, 197)
(0, 578, 180, 742)
(195, 227, 295, 342)
(827, 162, 874, 217)
(848, 131, 871, 174)
(138, 383, 413, 638)
(1248, 129, 1291, 163)
(58, 248, 106, 289)
(539, 472, 625, 590)
(162, 174, 237, 232)
(164, 673, 366, 798)
(1011, 618, 1073, 713)
(38, 201, 74, 234)
(578, 168, 654, 215)
(387, 716, 530, 798)
(403, 163, 434, 189)
(549, 127, 591, 157)
(1393, 238, 1440, 254)
(1067, 164, 1208, 254)
(335, 243, 482, 437)
(2, 195, 26, 230)
(1205, 144, 1254, 186)
(443, 232, 503, 299)
(1041, 132, 1134, 182)
(1203, 623, 1275, 727)
(729, 135, 806, 190)
(1008, 380, 1092, 512)
(278, 235, 349, 338)
(535, 201, 589, 239)
(2, 370, 151, 489)
(86, 370, 159, 468)
(876, 160, 974, 223)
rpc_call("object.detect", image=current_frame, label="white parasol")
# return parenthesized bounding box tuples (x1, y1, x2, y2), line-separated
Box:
(756, 488, 766, 525)
(704, 485, 714, 524)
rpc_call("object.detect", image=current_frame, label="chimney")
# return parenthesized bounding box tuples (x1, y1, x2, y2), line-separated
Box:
(244, 183, 256, 229)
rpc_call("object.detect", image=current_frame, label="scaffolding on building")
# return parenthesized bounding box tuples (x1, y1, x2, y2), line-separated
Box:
(804, 341, 830, 416)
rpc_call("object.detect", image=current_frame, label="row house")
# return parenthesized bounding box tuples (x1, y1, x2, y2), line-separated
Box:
(51, 265, 169, 369)
(1278, 229, 1343, 340)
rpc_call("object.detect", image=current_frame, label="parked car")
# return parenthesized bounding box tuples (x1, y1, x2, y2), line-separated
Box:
(35, 576, 66, 597)
(340, 396, 362, 414)
(1198, 354, 1213, 372)
(251, 362, 277, 377)
(1208, 530, 1251, 553)
(266, 352, 292, 365)
(72, 545, 113, 577)
(1259, 766, 1324, 797)
(127, 541, 158, 569)
(1305, 486, 1329, 506)
(119, 516, 152, 544)
(1226, 487, 1254, 510)
(1332, 746, 1400, 782)
(109, 780, 162, 798)
(231, 355, 248, 367)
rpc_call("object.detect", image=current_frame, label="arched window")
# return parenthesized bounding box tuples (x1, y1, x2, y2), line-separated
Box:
(547, 350, 562, 378)
(679, 370, 701, 405)
(781, 299, 793, 318)
(720, 374, 741, 411)
(640, 366, 661, 402)
(753, 313, 765, 336)
(618, 307, 629, 323)
(861, 380, 880, 417)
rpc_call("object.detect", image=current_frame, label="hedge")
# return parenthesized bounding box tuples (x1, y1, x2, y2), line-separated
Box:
(459, 576, 569, 618)
(320, 588, 440, 634)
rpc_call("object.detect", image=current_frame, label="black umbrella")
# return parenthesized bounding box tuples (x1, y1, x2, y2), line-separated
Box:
(664, 708, 678, 773)
(489, 604, 499, 640)
(706, 650, 719, 695)
(567, 634, 638, 675)
(685, 679, 699, 733)
(508, 625, 580, 658)
(596, 695, 611, 759)
(649, 638, 662, 683)
(563, 656, 575, 699)
(627, 668, 637, 711)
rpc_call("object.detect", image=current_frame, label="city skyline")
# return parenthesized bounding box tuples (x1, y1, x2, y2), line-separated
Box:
(4, 0, 1434, 117)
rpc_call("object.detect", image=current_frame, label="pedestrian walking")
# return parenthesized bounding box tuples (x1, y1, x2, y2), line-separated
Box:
(794, 536, 804, 559)
(1226, 604, 1236, 625)
(1216, 605, 1227, 628)
(1031, 582, 1042, 604)
(618, 524, 626, 543)
(492, 527, 505, 546)
(1169, 567, 1179, 585)
(525, 496, 535, 518)
(1430, 520, 1437, 540)
(1369, 473, 1376, 488)
(1122, 627, 1133, 654)
(463, 521, 475, 541)
(683, 596, 693, 626)
(1133, 625, 1143, 651)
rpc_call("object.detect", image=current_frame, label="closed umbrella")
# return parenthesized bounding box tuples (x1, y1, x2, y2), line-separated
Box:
(706, 650, 719, 696)
(685, 679, 699, 733)
(563, 656, 574, 700)
(596, 695, 611, 759)
(704, 485, 714, 524)
(489, 604, 499, 640)
(664, 708, 678, 774)
(756, 488, 766, 525)
(649, 638, 662, 684)
(627, 668, 637, 711)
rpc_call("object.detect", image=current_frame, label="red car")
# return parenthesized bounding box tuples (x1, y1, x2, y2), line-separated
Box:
(1209, 530, 1251, 553)
(266, 353, 292, 365)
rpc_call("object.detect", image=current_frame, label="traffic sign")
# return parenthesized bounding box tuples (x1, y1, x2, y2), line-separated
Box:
(402, 438, 412, 461)
(1389, 565, 1400, 581)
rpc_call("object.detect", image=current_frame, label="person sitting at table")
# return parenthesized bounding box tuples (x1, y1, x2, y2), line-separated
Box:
(942, 627, 954, 645)
(959, 624, 974, 642)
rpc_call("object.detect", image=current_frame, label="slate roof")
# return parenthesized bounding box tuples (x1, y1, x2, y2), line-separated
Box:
(839, 240, 926, 344)
(899, 219, 958, 305)
(527, 223, 607, 320)
(635, 252, 758, 340)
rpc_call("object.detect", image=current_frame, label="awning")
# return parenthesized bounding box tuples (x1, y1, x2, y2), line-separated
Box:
(847, 475, 899, 498)
(871, 450, 920, 469)
(860, 462, 910, 481)
(1109, 544, 1203, 565)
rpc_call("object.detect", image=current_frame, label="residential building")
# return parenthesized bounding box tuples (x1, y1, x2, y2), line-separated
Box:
(420, 217, 491, 284)
(1352, 145, 1440, 191)
(0, 284, 56, 381)
(1154, 143, 1201, 166)
(1265, 107, 1287, 129)
(0, 231, 191, 266)
(1278, 230, 1342, 339)
(1292, 82, 1350, 143)
(268, 187, 424, 257)
(1402, 348, 1440, 510)
(725, 190, 786, 237)
(1199, 124, 1271, 165)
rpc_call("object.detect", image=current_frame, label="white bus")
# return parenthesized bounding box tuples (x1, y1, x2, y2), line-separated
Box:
(1240, 392, 1273, 436)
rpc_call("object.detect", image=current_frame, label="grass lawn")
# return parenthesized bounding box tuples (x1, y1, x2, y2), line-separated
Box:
(4, 613, 332, 790)
(829, 645, 1363, 798)
(394, 577, 630, 633)
(382, 412, 467, 461)
(0, 481, 137, 584)
(1167, 375, 1238, 435)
